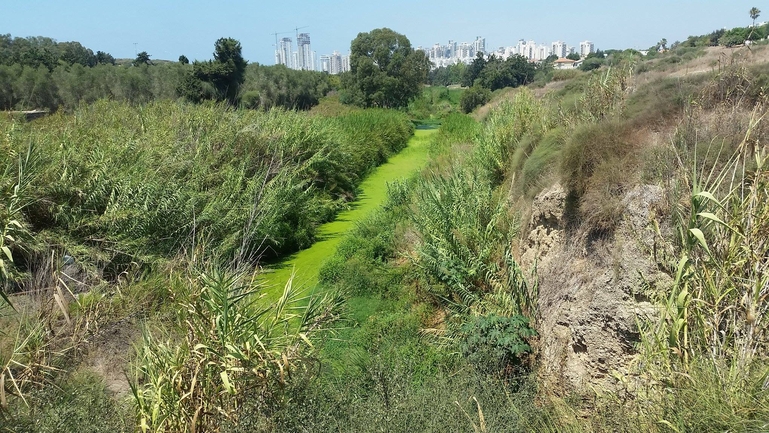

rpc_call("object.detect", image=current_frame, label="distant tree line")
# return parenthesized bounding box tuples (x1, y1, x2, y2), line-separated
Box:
(0, 34, 333, 112)
(427, 52, 540, 113)
(0, 34, 115, 69)
(658, 8, 765, 50)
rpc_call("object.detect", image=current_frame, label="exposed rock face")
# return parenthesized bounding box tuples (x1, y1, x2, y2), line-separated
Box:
(522, 184, 668, 395)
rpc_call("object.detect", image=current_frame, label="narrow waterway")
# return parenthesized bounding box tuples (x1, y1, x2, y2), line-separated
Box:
(262, 128, 436, 296)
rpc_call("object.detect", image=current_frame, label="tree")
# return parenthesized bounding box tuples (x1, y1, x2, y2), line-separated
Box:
(95, 51, 115, 65)
(191, 38, 247, 104)
(659, 38, 668, 50)
(341, 28, 430, 108)
(566, 52, 581, 61)
(750, 7, 761, 27)
(59, 41, 96, 67)
(133, 51, 152, 66)
(462, 52, 487, 87)
(460, 84, 491, 113)
(178, 54, 189, 65)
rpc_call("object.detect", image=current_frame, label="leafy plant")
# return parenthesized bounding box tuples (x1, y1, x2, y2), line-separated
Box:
(131, 267, 340, 432)
(459, 314, 536, 375)
(1, 142, 37, 306)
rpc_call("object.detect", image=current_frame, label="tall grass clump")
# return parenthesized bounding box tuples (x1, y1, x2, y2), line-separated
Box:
(333, 108, 413, 180)
(636, 110, 769, 431)
(0, 100, 413, 288)
(428, 113, 481, 155)
(474, 89, 549, 185)
(0, 141, 38, 306)
(131, 266, 340, 432)
(572, 62, 633, 124)
(559, 120, 640, 233)
(410, 165, 534, 320)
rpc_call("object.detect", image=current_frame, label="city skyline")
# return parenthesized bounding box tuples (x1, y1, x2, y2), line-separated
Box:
(2, 1, 763, 65)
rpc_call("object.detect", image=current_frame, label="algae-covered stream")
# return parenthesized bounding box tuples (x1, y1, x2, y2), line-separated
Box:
(261, 128, 436, 295)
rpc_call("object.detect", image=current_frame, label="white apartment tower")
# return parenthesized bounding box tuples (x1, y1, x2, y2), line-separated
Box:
(473, 36, 486, 55)
(580, 40, 595, 58)
(330, 51, 343, 74)
(278, 37, 293, 68)
(320, 55, 331, 73)
(297, 33, 313, 70)
(552, 41, 568, 58)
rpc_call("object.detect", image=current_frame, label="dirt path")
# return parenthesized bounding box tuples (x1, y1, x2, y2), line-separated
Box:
(261, 128, 436, 296)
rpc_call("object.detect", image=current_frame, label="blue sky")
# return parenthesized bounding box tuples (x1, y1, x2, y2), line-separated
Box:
(1, 1, 763, 63)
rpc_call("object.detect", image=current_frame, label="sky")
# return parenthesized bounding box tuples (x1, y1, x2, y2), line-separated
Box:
(1, 1, 764, 64)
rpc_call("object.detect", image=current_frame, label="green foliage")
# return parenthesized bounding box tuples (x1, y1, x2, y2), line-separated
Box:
(185, 38, 247, 105)
(518, 127, 566, 199)
(133, 51, 152, 67)
(410, 166, 534, 320)
(240, 64, 331, 110)
(459, 314, 536, 374)
(461, 52, 487, 87)
(341, 28, 431, 108)
(0, 143, 37, 306)
(406, 86, 464, 121)
(131, 267, 340, 432)
(4, 371, 130, 433)
(0, 100, 413, 280)
(0, 34, 107, 70)
(430, 113, 481, 152)
(475, 55, 537, 91)
(474, 89, 548, 185)
(428, 62, 466, 86)
(459, 84, 491, 113)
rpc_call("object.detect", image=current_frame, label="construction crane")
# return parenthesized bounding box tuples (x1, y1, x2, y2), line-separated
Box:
(294, 25, 309, 40)
(271, 30, 293, 65)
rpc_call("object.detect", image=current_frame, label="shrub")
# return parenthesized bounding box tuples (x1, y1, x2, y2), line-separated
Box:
(518, 128, 566, 199)
(459, 314, 536, 375)
(559, 120, 637, 197)
(474, 89, 547, 185)
(459, 85, 491, 113)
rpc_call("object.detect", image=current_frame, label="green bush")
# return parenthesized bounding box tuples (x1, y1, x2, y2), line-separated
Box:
(459, 314, 536, 375)
(459, 85, 491, 113)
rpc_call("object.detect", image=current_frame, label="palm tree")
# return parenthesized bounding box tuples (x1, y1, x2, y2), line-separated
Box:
(750, 7, 761, 27)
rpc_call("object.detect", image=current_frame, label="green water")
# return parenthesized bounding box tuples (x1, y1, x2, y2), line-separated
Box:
(261, 129, 436, 296)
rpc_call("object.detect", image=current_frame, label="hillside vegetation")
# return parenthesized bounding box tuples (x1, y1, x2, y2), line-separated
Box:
(1, 24, 769, 433)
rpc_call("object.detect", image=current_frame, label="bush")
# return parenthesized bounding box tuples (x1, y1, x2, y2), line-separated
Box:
(459, 314, 536, 375)
(459, 84, 491, 113)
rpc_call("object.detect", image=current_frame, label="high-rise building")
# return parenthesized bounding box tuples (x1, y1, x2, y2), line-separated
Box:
(552, 41, 568, 58)
(448, 40, 456, 58)
(580, 40, 594, 58)
(473, 36, 486, 55)
(341, 54, 350, 73)
(278, 37, 293, 68)
(458, 42, 473, 59)
(536, 44, 551, 61)
(320, 55, 331, 73)
(297, 33, 312, 70)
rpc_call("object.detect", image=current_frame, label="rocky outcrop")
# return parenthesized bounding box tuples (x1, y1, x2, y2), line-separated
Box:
(522, 184, 668, 395)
